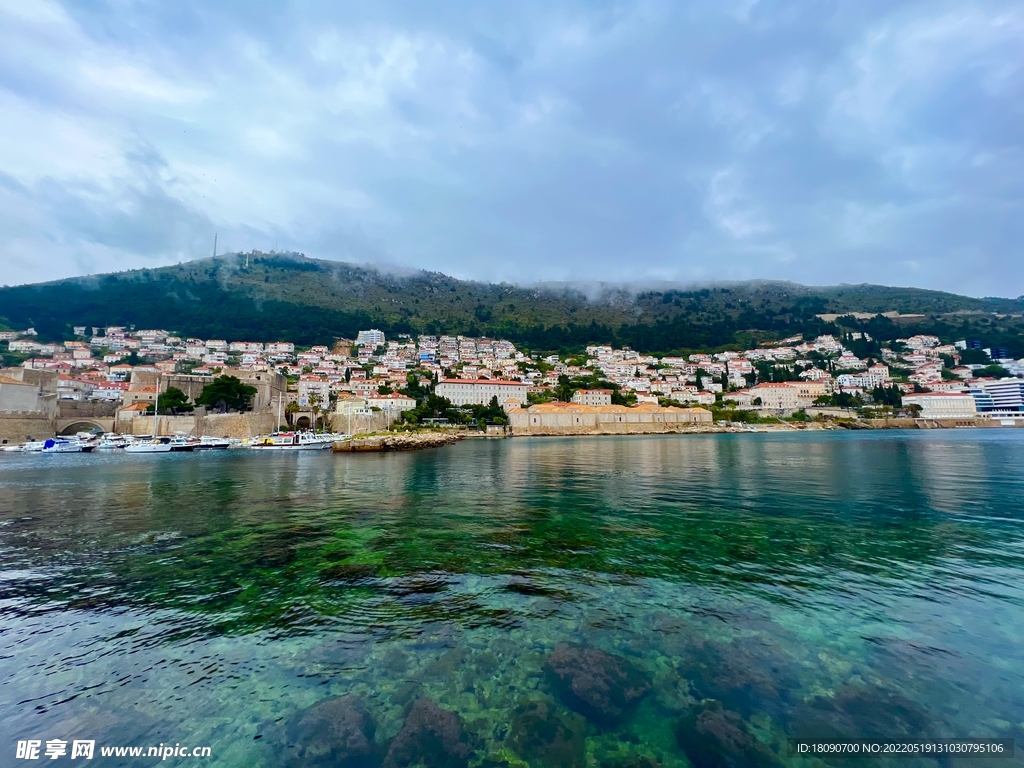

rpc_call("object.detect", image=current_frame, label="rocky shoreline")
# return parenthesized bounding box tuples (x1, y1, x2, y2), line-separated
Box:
(332, 431, 464, 452)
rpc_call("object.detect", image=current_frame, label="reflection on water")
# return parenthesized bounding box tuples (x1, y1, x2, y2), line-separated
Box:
(1, 431, 1023, 767)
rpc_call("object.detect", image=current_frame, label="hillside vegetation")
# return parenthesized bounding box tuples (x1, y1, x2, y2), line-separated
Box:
(2, 252, 1022, 355)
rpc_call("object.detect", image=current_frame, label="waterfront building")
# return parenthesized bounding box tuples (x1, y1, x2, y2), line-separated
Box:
(297, 376, 331, 407)
(749, 382, 801, 410)
(571, 389, 613, 406)
(787, 380, 831, 406)
(901, 392, 978, 418)
(335, 394, 374, 417)
(969, 378, 1024, 414)
(435, 378, 529, 406)
(367, 393, 417, 414)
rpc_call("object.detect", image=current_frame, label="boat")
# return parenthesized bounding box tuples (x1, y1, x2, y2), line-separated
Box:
(250, 431, 334, 450)
(41, 438, 86, 453)
(125, 437, 174, 454)
(22, 441, 48, 453)
(1, 444, 24, 453)
(96, 436, 129, 450)
(193, 436, 234, 450)
(169, 437, 195, 452)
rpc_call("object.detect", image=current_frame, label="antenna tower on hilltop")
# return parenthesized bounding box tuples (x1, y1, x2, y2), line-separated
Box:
(213, 233, 218, 259)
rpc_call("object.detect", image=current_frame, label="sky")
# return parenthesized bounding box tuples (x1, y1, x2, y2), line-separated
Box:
(0, 0, 1022, 296)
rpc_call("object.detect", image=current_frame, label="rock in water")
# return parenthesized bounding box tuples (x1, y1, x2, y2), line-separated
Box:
(508, 697, 586, 768)
(286, 695, 377, 767)
(674, 701, 780, 768)
(544, 643, 651, 726)
(382, 697, 471, 768)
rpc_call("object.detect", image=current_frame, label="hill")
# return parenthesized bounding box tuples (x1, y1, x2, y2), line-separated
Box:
(2, 252, 1022, 355)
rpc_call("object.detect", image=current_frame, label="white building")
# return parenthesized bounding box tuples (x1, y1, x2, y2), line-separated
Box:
(435, 378, 529, 406)
(571, 389, 613, 406)
(901, 392, 978, 418)
(748, 382, 801, 410)
(356, 329, 386, 347)
(969, 378, 1024, 415)
(367, 393, 417, 414)
(335, 394, 375, 417)
(297, 377, 332, 407)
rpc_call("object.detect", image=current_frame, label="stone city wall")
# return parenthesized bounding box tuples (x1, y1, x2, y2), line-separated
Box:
(510, 408, 713, 436)
(122, 411, 278, 438)
(329, 411, 390, 435)
(58, 400, 119, 419)
(0, 414, 57, 444)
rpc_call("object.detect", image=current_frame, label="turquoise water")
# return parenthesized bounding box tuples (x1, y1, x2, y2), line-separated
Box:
(1, 431, 1023, 767)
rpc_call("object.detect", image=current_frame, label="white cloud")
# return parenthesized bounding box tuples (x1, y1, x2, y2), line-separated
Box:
(704, 167, 772, 239)
(0, 0, 1021, 295)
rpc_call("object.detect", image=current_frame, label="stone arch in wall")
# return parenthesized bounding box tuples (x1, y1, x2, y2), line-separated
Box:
(57, 421, 106, 436)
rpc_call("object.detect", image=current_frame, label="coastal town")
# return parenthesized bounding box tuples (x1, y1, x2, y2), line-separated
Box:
(1, 321, 1023, 448)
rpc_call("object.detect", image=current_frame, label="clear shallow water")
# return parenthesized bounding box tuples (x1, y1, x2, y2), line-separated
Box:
(1, 431, 1022, 767)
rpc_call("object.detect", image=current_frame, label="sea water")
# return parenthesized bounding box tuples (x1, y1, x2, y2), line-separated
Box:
(1, 431, 1022, 767)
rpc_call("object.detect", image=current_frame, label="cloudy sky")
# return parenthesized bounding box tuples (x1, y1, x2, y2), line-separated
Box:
(1, 0, 1022, 295)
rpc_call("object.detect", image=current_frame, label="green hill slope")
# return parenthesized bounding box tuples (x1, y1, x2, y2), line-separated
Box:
(1, 252, 1022, 355)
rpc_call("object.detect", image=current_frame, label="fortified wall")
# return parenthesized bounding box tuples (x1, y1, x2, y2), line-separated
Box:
(509, 402, 713, 436)
(0, 368, 59, 444)
(119, 411, 278, 438)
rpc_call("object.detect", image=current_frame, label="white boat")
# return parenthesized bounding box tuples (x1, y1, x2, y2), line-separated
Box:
(1, 444, 24, 453)
(41, 438, 85, 453)
(22, 441, 47, 453)
(250, 431, 334, 450)
(125, 438, 174, 454)
(96, 437, 129, 450)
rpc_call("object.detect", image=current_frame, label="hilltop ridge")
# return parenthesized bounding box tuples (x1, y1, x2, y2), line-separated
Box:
(1, 252, 1022, 354)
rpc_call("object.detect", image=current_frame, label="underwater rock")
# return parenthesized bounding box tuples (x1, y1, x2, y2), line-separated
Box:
(508, 697, 586, 768)
(796, 684, 931, 740)
(320, 562, 379, 582)
(474, 650, 499, 675)
(600, 758, 662, 768)
(675, 700, 781, 768)
(286, 695, 377, 768)
(544, 643, 651, 726)
(677, 638, 791, 718)
(425, 647, 469, 679)
(382, 697, 471, 768)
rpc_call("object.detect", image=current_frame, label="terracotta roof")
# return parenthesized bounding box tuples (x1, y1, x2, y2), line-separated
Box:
(439, 378, 527, 386)
(122, 402, 151, 411)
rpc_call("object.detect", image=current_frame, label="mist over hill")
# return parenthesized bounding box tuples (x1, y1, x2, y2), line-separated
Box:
(2, 252, 1022, 355)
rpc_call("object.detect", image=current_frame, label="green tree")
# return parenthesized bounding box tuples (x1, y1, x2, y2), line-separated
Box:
(871, 385, 903, 407)
(156, 386, 192, 414)
(196, 375, 258, 412)
(285, 400, 300, 427)
(977, 365, 1011, 379)
(309, 392, 326, 433)
(611, 389, 637, 406)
